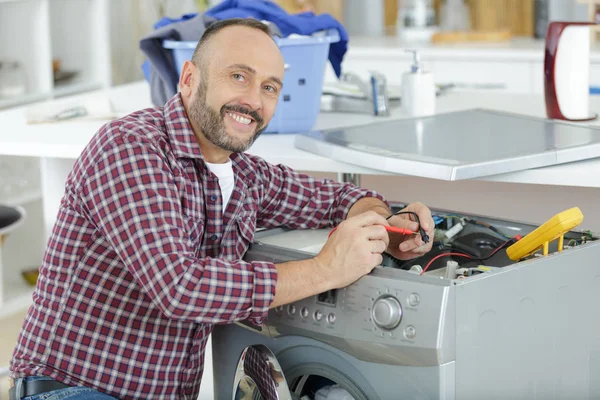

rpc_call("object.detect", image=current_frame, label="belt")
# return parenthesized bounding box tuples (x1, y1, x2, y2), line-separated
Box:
(9, 378, 71, 400)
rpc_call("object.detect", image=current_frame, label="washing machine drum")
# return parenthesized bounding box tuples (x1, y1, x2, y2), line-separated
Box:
(233, 345, 362, 400)
(233, 345, 293, 400)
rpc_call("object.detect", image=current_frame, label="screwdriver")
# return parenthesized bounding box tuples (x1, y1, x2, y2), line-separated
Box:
(329, 225, 416, 237)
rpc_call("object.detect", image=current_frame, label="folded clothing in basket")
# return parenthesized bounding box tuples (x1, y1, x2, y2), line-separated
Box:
(140, 14, 215, 107)
(140, 0, 348, 106)
(205, 0, 348, 77)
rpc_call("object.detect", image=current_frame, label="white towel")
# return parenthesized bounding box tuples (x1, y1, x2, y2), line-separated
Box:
(314, 385, 355, 400)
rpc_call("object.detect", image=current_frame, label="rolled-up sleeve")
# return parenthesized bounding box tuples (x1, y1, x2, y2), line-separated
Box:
(77, 135, 276, 325)
(252, 156, 387, 229)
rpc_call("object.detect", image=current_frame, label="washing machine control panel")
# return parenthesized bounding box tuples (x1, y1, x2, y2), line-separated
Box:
(244, 229, 455, 366)
(262, 268, 453, 366)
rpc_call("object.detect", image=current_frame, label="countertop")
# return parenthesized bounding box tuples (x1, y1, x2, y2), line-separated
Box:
(1, 80, 600, 187)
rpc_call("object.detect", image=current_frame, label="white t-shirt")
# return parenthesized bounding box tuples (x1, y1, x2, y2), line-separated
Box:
(205, 159, 235, 207)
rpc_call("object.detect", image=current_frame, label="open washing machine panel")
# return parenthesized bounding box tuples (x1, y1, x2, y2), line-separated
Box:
(213, 209, 600, 400)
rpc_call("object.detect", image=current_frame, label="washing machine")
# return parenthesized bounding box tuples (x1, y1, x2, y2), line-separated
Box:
(212, 209, 600, 400)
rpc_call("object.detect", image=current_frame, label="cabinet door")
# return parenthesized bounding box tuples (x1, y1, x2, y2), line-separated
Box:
(328, 56, 534, 94)
(325, 57, 413, 86)
(432, 60, 532, 93)
(0, 0, 52, 109)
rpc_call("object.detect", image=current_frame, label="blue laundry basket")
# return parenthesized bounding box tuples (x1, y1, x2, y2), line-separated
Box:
(163, 28, 340, 133)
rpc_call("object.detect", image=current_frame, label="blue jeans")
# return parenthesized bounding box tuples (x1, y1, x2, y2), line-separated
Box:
(15, 376, 118, 400)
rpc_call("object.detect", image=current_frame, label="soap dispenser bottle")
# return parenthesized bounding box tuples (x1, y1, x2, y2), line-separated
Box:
(401, 49, 436, 117)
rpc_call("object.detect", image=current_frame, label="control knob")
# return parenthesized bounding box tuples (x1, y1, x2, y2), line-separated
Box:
(372, 296, 403, 330)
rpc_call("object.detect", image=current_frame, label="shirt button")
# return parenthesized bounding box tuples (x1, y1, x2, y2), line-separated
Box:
(210, 234, 218, 241)
(209, 195, 217, 202)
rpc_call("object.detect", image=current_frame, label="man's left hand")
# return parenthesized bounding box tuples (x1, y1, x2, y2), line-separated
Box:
(386, 202, 434, 260)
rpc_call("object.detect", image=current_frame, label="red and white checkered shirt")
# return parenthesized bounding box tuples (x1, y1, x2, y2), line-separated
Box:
(10, 94, 384, 399)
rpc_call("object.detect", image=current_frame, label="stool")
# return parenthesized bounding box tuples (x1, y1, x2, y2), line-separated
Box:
(0, 204, 26, 246)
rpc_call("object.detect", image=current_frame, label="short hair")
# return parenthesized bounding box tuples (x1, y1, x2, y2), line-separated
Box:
(191, 18, 273, 67)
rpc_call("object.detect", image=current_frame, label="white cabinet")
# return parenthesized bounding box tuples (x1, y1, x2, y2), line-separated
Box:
(326, 38, 600, 96)
(0, 156, 44, 318)
(0, 0, 110, 109)
(432, 60, 533, 93)
(0, 0, 52, 108)
(0, 0, 110, 317)
(49, 0, 110, 97)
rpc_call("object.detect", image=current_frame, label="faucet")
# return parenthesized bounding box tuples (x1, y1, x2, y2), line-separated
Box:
(370, 71, 390, 116)
(337, 71, 391, 116)
(340, 72, 371, 97)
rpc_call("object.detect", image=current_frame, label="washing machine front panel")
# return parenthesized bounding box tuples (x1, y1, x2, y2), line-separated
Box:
(245, 231, 456, 367)
(213, 323, 456, 400)
(216, 212, 600, 399)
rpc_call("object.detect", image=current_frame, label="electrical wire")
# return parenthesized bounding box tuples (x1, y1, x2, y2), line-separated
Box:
(465, 219, 512, 239)
(387, 211, 430, 244)
(420, 237, 516, 276)
(419, 252, 473, 276)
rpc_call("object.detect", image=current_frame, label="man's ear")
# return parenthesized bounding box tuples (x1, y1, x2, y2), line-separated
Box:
(179, 60, 196, 98)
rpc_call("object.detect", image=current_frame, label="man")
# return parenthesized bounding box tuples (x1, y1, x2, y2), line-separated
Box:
(10, 18, 433, 400)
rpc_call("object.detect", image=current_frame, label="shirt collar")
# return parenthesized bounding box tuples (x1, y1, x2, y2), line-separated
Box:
(163, 93, 204, 160)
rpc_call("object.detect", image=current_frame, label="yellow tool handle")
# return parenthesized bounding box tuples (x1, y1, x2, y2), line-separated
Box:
(506, 207, 584, 261)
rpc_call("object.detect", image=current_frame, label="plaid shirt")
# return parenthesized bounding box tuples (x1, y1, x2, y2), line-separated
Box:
(10, 94, 384, 399)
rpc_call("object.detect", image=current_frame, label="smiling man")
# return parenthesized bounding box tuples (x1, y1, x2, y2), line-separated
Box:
(186, 23, 281, 157)
(9, 18, 434, 400)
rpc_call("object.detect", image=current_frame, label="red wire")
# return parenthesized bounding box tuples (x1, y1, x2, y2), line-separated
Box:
(485, 238, 513, 258)
(420, 252, 472, 275)
(420, 238, 514, 276)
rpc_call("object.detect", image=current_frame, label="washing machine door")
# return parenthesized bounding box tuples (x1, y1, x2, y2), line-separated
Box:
(233, 345, 293, 400)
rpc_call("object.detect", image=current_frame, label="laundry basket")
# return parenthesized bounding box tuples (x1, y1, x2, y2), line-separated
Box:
(163, 28, 340, 133)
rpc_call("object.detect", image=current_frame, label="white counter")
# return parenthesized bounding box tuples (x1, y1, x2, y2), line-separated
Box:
(2, 80, 599, 187)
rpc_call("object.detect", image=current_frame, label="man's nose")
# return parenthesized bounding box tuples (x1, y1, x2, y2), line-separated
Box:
(239, 84, 262, 112)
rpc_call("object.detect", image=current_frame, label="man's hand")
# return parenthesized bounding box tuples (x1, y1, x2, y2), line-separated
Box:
(386, 202, 434, 260)
(314, 211, 389, 289)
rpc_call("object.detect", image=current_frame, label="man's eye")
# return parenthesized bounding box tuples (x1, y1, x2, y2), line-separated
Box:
(232, 73, 245, 82)
(264, 85, 277, 93)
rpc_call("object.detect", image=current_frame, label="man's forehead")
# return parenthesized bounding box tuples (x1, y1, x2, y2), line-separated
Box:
(209, 25, 276, 50)
(208, 26, 284, 76)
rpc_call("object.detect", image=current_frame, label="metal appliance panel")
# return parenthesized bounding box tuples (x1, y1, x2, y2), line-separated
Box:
(250, 228, 456, 367)
(293, 109, 600, 180)
(214, 212, 600, 400)
(454, 245, 600, 399)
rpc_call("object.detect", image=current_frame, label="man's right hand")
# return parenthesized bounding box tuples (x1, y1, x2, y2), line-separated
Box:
(314, 211, 390, 289)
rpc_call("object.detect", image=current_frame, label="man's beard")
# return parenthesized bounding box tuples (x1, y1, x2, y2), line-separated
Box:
(188, 82, 266, 153)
